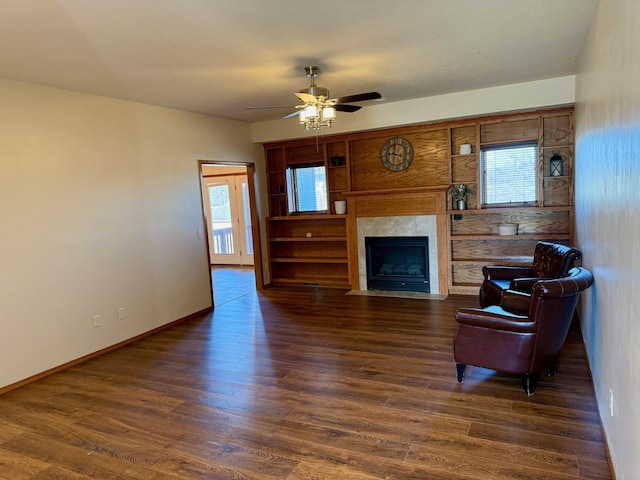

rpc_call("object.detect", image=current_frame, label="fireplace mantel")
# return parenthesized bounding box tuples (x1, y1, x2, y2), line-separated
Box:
(343, 185, 448, 198)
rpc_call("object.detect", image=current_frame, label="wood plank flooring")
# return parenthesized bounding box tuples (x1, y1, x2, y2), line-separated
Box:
(0, 283, 611, 479)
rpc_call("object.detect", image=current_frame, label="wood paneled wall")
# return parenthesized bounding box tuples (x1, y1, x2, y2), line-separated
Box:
(350, 129, 450, 191)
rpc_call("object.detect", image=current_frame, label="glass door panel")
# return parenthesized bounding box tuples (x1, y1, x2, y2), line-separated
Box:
(204, 174, 253, 265)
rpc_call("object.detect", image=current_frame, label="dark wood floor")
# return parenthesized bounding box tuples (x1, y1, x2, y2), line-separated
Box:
(0, 275, 610, 479)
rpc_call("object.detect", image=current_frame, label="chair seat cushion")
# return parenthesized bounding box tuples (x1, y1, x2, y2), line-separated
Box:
(455, 306, 537, 333)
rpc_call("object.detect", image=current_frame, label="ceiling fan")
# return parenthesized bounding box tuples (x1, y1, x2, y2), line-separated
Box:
(248, 66, 382, 130)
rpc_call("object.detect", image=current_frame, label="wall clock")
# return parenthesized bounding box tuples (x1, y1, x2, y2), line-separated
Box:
(380, 137, 414, 172)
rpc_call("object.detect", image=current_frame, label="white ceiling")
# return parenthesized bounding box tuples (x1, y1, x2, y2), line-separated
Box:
(0, 0, 596, 124)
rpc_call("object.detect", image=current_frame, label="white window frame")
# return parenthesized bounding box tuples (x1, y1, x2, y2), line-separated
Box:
(285, 163, 328, 214)
(480, 142, 539, 208)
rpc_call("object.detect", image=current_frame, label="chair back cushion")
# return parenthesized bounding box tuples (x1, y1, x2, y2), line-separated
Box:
(531, 242, 581, 278)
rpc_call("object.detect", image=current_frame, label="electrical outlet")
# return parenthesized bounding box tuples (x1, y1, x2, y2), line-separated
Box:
(118, 307, 126, 320)
(609, 388, 614, 417)
(92, 315, 101, 328)
(196, 229, 203, 239)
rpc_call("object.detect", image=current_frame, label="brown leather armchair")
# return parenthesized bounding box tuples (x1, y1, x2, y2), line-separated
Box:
(454, 267, 594, 394)
(479, 241, 581, 308)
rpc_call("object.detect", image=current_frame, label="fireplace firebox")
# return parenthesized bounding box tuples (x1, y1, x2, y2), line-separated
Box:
(365, 236, 430, 292)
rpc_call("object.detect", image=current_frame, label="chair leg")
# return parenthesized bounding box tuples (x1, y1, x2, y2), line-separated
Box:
(456, 363, 466, 383)
(521, 373, 540, 395)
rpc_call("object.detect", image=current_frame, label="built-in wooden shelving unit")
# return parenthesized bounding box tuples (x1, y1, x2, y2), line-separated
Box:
(267, 215, 349, 288)
(263, 107, 575, 294)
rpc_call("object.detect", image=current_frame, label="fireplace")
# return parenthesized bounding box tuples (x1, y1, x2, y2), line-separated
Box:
(365, 236, 430, 293)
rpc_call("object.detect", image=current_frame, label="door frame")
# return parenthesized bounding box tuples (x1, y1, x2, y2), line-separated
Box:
(198, 161, 264, 307)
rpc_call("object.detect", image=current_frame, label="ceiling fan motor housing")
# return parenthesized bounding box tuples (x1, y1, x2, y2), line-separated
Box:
(299, 85, 329, 99)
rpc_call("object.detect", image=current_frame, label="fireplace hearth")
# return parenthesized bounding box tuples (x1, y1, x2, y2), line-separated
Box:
(365, 236, 430, 293)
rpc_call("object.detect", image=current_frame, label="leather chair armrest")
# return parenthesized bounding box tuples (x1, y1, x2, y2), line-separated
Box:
(500, 289, 531, 314)
(533, 267, 595, 297)
(508, 277, 552, 292)
(455, 306, 537, 333)
(482, 266, 535, 281)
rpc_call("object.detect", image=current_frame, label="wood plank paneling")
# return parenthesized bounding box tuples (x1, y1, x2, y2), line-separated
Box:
(450, 210, 571, 236)
(352, 191, 442, 217)
(451, 155, 477, 183)
(544, 177, 571, 206)
(543, 115, 572, 147)
(452, 239, 542, 262)
(350, 129, 449, 192)
(480, 118, 539, 144)
(285, 144, 323, 165)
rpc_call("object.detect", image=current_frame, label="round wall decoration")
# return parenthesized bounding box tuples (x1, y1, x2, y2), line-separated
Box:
(380, 137, 414, 172)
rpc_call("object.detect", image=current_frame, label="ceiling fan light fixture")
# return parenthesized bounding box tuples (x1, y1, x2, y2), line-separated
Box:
(255, 66, 381, 131)
(304, 104, 318, 119)
(321, 106, 336, 121)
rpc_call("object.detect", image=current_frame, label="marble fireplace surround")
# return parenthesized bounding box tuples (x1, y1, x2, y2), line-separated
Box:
(357, 215, 438, 293)
(345, 188, 448, 295)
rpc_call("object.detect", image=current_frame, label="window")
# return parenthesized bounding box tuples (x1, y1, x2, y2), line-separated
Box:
(481, 142, 538, 207)
(286, 164, 327, 213)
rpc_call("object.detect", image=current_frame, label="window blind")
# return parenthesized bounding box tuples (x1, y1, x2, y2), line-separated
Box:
(482, 143, 538, 206)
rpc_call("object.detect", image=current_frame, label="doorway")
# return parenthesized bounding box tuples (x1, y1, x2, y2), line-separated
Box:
(203, 174, 254, 265)
(199, 162, 262, 307)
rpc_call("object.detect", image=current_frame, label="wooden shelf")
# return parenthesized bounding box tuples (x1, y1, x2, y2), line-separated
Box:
(447, 206, 571, 215)
(450, 233, 571, 241)
(267, 215, 349, 287)
(270, 277, 350, 288)
(271, 236, 347, 242)
(272, 257, 347, 264)
(269, 214, 346, 221)
(451, 258, 532, 265)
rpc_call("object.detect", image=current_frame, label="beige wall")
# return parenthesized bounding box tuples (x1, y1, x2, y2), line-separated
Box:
(251, 76, 576, 143)
(0, 78, 263, 389)
(575, 0, 640, 477)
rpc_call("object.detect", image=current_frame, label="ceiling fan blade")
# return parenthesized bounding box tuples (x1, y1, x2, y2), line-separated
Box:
(333, 92, 382, 104)
(334, 104, 361, 113)
(283, 111, 300, 119)
(295, 92, 317, 103)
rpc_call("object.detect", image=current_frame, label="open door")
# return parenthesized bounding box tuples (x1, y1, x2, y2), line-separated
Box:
(203, 174, 254, 265)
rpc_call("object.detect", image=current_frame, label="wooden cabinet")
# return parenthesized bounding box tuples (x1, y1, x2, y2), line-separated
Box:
(267, 216, 349, 287)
